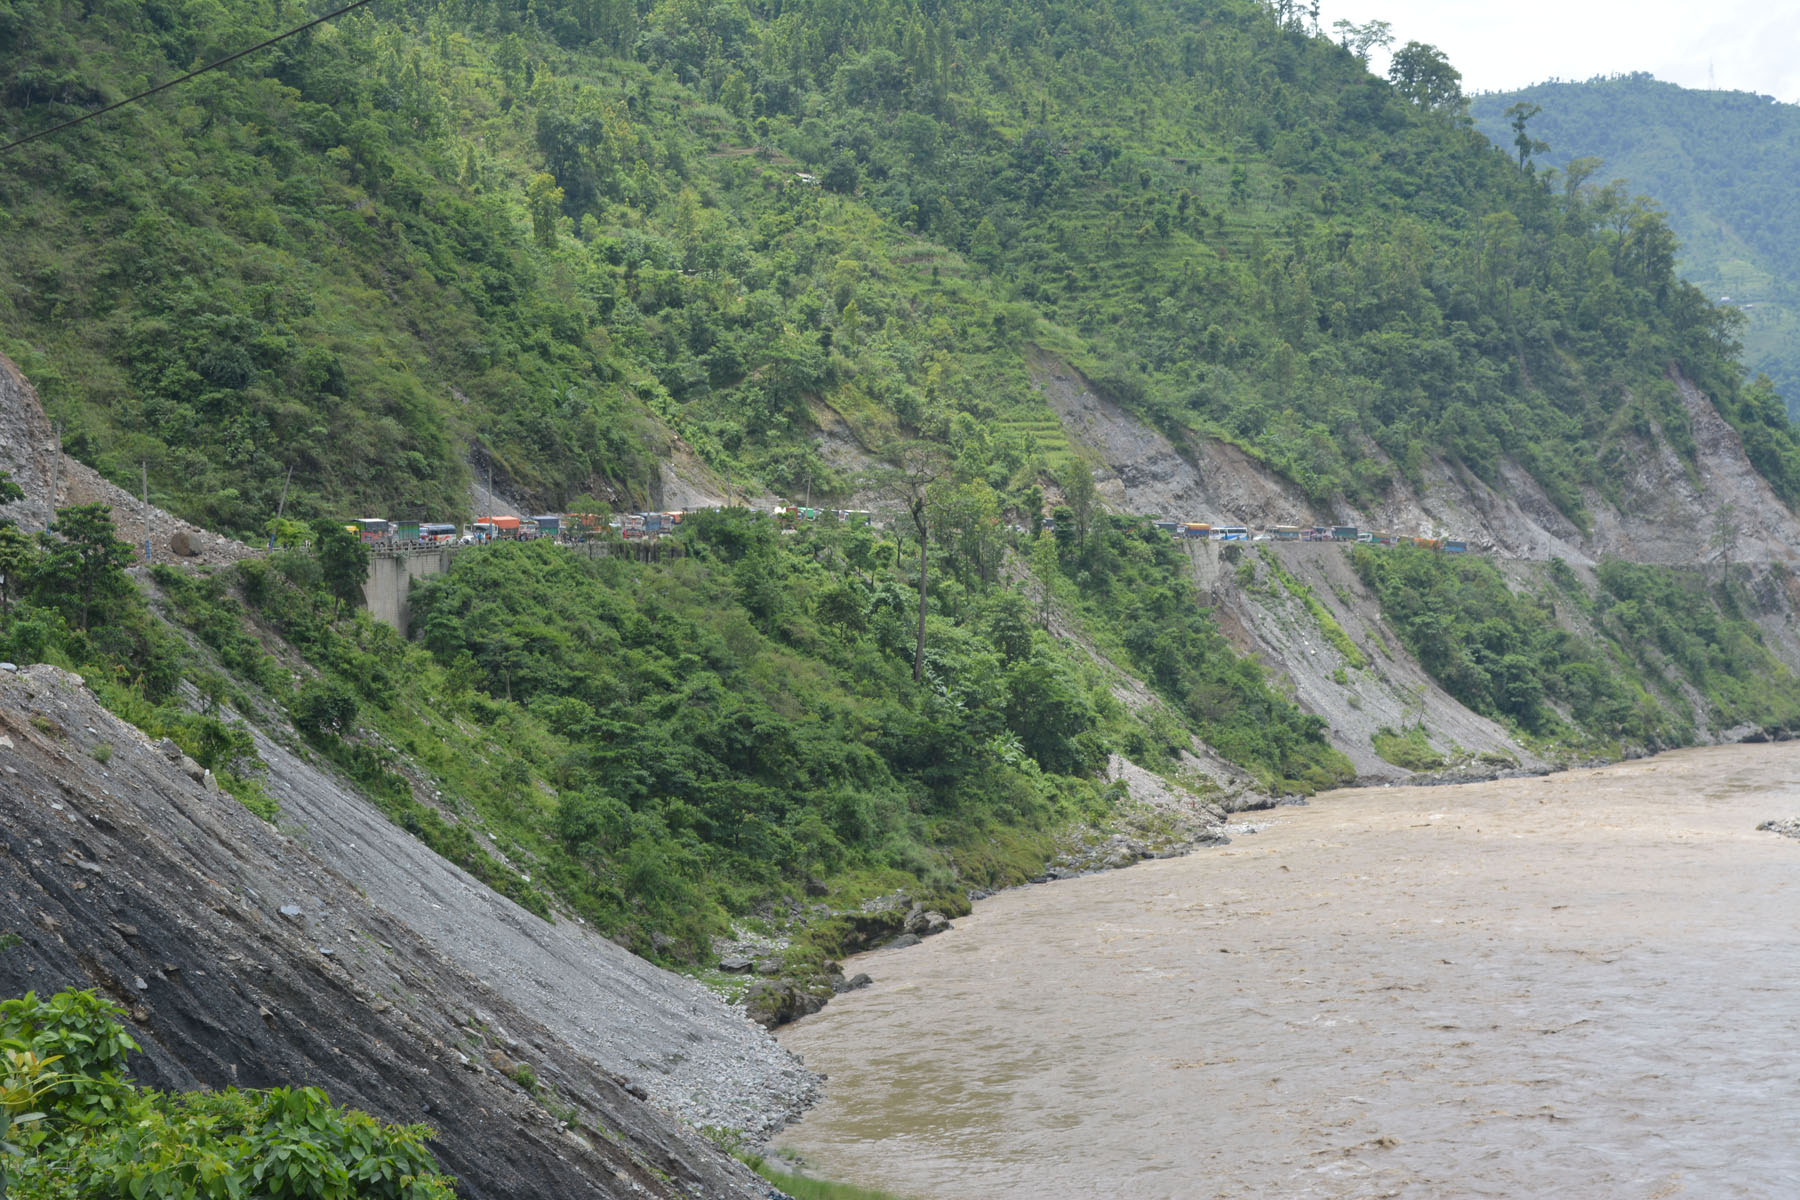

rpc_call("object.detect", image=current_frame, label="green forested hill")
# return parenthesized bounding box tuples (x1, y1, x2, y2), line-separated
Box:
(4, 0, 1798, 534)
(1471, 75, 1800, 416)
(8, 0, 1800, 987)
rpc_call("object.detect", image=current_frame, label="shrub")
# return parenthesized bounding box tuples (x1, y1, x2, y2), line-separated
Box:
(291, 678, 359, 737)
(2, 989, 455, 1199)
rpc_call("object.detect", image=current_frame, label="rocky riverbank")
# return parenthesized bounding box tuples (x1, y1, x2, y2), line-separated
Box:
(721, 751, 1238, 1031)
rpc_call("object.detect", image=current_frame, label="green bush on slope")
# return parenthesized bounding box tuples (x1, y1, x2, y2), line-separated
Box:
(5, 0, 1798, 530)
(0, 988, 454, 1200)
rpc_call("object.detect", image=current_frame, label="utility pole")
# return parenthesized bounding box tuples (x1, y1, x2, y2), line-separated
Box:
(141, 460, 151, 563)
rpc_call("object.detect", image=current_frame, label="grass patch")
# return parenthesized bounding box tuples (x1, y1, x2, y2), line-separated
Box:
(1371, 725, 1446, 772)
(756, 1163, 913, 1200)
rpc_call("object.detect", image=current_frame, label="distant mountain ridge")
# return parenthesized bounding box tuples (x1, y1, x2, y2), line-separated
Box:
(1471, 74, 1800, 415)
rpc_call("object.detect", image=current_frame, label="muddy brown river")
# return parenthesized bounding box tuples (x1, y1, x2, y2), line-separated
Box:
(775, 745, 1800, 1198)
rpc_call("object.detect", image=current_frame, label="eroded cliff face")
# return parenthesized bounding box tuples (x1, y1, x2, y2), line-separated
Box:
(0, 352, 251, 563)
(1034, 354, 1800, 567)
(1035, 353, 1800, 780)
(1185, 540, 1546, 781)
(0, 664, 781, 1200)
(0, 351, 58, 532)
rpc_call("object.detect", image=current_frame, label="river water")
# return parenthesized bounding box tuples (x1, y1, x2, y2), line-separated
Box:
(775, 745, 1800, 1198)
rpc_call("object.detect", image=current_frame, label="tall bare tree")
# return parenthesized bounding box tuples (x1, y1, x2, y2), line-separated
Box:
(873, 441, 946, 684)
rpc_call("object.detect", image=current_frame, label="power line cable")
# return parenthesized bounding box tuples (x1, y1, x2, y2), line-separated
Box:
(1, 0, 378, 154)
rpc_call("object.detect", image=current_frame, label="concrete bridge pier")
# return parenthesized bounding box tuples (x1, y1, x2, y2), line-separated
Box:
(361, 548, 456, 636)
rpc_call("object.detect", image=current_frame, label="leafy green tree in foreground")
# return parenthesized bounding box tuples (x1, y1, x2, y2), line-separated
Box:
(0, 988, 454, 1199)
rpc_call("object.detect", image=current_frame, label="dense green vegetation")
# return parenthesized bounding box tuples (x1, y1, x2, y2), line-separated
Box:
(1473, 76, 1800, 416)
(0, 987, 454, 1199)
(0, 465, 1344, 964)
(4, 0, 1798, 534)
(145, 503, 1345, 958)
(0, 482, 280, 815)
(1, 0, 1797, 960)
(1354, 546, 1800, 750)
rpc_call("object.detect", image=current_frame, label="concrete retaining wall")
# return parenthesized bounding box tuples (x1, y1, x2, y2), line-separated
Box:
(361, 548, 456, 635)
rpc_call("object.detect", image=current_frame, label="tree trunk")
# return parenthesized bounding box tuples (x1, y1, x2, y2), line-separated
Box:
(913, 502, 928, 685)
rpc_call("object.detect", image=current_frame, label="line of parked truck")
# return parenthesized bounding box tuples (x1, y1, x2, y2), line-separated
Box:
(346, 513, 617, 546)
(1147, 521, 1468, 553)
(346, 507, 1466, 555)
(346, 506, 878, 549)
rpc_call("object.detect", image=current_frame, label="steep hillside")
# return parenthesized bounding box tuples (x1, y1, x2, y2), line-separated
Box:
(1208, 544, 1800, 781)
(1043, 358, 1800, 776)
(1471, 76, 1800, 415)
(6, 0, 1800, 535)
(10, 4, 1800, 1181)
(0, 663, 783, 1199)
(1043, 351, 1800, 566)
(0, 344, 1326, 977)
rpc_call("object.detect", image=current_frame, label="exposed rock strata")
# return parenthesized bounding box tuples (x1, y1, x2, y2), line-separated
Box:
(1034, 352, 1800, 567)
(238, 709, 818, 1140)
(0, 665, 785, 1198)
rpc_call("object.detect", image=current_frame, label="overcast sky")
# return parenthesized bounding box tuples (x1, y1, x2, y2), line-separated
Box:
(1316, 0, 1800, 103)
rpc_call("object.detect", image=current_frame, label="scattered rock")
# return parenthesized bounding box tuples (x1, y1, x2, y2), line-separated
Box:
(279, 905, 304, 920)
(1757, 818, 1800, 840)
(882, 933, 921, 950)
(717, 956, 754, 974)
(832, 973, 873, 994)
(753, 957, 783, 975)
(741, 977, 833, 1029)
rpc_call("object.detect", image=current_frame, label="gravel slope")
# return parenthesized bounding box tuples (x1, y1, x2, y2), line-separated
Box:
(248, 720, 820, 1140)
(0, 664, 780, 1199)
